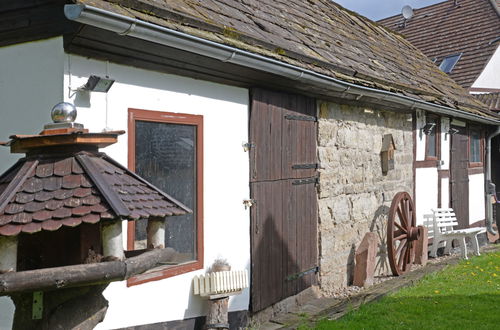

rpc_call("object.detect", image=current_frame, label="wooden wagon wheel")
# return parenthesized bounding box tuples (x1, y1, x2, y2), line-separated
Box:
(387, 192, 420, 276)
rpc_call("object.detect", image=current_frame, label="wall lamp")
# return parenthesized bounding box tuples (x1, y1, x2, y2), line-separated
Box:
(448, 128, 459, 135)
(79, 75, 115, 93)
(421, 122, 436, 135)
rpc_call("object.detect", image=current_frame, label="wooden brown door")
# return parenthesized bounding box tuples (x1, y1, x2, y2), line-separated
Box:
(450, 125, 469, 228)
(249, 88, 318, 312)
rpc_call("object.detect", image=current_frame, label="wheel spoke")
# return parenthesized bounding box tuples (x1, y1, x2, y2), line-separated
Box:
(394, 221, 407, 233)
(404, 243, 412, 271)
(397, 208, 407, 228)
(398, 241, 407, 267)
(394, 233, 407, 241)
(396, 239, 407, 259)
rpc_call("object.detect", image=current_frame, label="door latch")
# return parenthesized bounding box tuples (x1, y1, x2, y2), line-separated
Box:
(242, 142, 255, 152)
(243, 199, 256, 209)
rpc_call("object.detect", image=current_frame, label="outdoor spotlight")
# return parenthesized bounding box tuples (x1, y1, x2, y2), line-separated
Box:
(448, 128, 459, 135)
(79, 75, 115, 93)
(422, 122, 436, 135)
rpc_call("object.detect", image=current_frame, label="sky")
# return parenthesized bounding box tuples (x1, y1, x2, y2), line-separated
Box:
(334, 0, 445, 21)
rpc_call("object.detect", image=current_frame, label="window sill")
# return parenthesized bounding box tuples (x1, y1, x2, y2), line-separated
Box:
(468, 162, 483, 168)
(127, 259, 203, 287)
(415, 160, 439, 168)
(468, 167, 484, 175)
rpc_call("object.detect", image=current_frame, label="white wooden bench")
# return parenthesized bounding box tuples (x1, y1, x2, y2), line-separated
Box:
(423, 208, 486, 259)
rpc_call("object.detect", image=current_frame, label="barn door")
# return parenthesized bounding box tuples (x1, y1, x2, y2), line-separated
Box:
(450, 125, 469, 228)
(249, 88, 318, 312)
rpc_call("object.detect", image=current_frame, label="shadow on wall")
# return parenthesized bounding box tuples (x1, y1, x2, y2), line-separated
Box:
(346, 243, 356, 285)
(251, 215, 311, 312)
(370, 205, 391, 276)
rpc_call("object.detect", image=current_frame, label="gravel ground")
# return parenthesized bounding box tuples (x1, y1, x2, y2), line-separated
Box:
(328, 251, 459, 300)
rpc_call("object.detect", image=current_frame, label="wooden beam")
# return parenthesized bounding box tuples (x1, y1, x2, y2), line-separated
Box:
(0, 248, 175, 295)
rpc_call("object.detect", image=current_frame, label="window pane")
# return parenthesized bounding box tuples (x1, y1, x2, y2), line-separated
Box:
(439, 54, 461, 73)
(470, 130, 481, 163)
(427, 129, 436, 157)
(135, 120, 196, 262)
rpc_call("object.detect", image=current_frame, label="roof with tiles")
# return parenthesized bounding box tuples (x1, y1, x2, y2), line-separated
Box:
(474, 92, 500, 111)
(0, 130, 190, 236)
(379, 0, 500, 88)
(74, 0, 496, 119)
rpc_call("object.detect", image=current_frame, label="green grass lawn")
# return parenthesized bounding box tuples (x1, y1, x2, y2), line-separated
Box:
(311, 251, 500, 330)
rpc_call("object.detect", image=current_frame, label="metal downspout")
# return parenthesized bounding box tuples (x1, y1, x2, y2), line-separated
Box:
(486, 127, 500, 235)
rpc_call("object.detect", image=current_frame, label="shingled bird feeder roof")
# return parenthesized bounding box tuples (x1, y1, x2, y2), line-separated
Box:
(0, 128, 190, 236)
(68, 0, 497, 120)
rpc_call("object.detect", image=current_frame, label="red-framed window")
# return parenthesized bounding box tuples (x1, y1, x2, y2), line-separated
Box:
(127, 108, 203, 286)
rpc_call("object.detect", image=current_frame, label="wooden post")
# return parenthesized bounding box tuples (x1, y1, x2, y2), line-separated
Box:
(147, 217, 165, 249)
(0, 235, 18, 273)
(101, 220, 124, 261)
(206, 260, 231, 330)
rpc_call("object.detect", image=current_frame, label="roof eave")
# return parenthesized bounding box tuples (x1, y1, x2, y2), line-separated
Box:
(64, 4, 500, 125)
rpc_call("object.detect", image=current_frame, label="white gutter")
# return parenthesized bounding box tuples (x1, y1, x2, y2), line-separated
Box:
(64, 4, 500, 125)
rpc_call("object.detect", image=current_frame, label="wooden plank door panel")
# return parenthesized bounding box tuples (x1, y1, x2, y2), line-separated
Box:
(282, 95, 317, 179)
(250, 180, 284, 312)
(450, 126, 469, 229)
(282, 179, 318, 298)
(249, 88, 283, 182)
(250, 88, 318, 312)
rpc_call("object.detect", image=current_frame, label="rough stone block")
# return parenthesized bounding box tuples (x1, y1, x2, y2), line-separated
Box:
(414, 225, 428, 266)
(353, 232, 378, 287)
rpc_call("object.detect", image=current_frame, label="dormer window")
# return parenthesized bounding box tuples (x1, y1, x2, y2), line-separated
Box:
(438, 53, 462, 73)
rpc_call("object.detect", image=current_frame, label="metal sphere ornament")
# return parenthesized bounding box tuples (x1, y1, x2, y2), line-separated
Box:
(51, 102, 77, 123)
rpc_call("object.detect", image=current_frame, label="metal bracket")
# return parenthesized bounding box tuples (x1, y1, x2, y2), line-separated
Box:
(32, 291, 43, 320)
(292, 177, 318, 185)
(284, 114, 317, 122)
(292, 163, 318, 169)
(286, 266, 319, 281)
(242, 142, 255, 152)
(243, 199, 256, 209)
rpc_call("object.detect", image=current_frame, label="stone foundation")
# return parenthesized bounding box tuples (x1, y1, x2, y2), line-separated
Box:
(317, 102, 413, 294)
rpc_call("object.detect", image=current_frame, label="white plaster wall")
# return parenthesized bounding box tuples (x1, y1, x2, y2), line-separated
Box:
(469, 173, 485, 224)
(0, 37, 64, 172)
(415, 167, 438, 225)
(471, 46, 500, 89)
(415, 110, 426, 161)
(0, 37, 65, 330)
(63, 55, 250, 329)
(440, 177, 450, 208)
(440, 118, 450, 170)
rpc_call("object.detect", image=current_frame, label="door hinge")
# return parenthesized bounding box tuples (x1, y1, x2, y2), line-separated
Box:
(286, 266, 319, 281)
(292, 177, 319, 185)
(243, 199, 256, 209)
(284, 114, 317, 122)
(292, 163, 318, 170)
(242, 142, 255, 152)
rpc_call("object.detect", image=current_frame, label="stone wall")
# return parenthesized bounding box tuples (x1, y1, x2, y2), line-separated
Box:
(317, 102, 413, 294)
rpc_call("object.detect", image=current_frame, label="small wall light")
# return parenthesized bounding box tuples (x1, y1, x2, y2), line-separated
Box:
(448, 128, 459, 135)
(79, 75, 115, 93)
(421, 122, 436, 135)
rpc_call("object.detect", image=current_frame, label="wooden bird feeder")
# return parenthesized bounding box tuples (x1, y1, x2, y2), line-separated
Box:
(0, 103, 191, 328)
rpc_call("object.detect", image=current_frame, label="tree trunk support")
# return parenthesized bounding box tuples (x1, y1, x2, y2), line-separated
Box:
(101, 219, 125, 261)
(0, 235, 17, 273)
